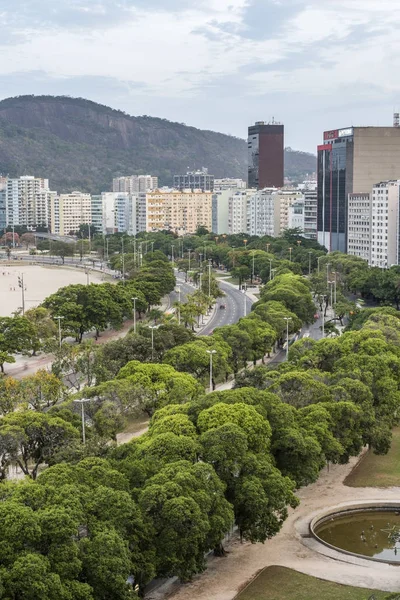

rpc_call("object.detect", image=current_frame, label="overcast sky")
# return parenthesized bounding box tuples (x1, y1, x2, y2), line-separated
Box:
(1, 0, 399, 153)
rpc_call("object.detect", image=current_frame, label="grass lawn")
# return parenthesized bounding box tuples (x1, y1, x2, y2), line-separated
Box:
(345, 427, 400, 488)
(235, 566, 388, 600)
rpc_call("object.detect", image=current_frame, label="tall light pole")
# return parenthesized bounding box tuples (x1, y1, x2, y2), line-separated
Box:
(188, 249, 192, 276)
(317, 256, 323, 274)
(243, 283, 247, 317)
(252, 251, 255, 282)
(149, 325, 159, 361)
(284, 317, 292, 360)
(206, 349, 217, 393)
(326, 262, 331, 285)
(269, 259, 273, 281)
(176, 285, 181, 325)
(121, 236, 125, 284)
(171, 244, 175, 266)
(208, 259, 212, 299)
(55, 316, 64, 349)
(308, 251, 312, 276)
(85, 268, 90, 286)
(74, 398, 91, 444)
(18, 273, 25, 315)
(131, 297, 138, 334)
(332, 271, 337, 305)
(266, 242, 270, 253)
(288, 247, 292, 262)
(271, 268, 277, 280)
(151, 241, 154, 253)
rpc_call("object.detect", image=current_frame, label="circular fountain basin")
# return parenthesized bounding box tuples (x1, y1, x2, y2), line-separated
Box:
(311, 505, 400, 564)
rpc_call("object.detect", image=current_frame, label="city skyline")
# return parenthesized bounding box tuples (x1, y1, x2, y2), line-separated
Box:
(1, 1, 400, 153)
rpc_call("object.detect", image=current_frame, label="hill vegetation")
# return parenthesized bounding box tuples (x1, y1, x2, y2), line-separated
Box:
(0, 95, 315, 193)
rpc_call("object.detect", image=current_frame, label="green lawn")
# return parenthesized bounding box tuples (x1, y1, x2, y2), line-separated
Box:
(235, 566, 389, 600)
(345, 428, 400, 488)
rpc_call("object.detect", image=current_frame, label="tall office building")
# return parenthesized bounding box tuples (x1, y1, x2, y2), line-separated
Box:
(113, 175, 158, 194)
(317, 126, 400, 252)
(248, 121, 284, 189)
(174, 169, 214, 192)
(6, 176, 56, 229)
(246, 189, 277, 237)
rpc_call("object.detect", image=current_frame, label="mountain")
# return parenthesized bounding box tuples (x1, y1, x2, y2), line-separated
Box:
(0, 96, 316, 193)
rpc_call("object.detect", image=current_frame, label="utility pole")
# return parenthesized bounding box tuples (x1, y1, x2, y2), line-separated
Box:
(206, 350, 217, 393)
(74, 398, 91, 444)
(269, 259, 273, 281)
(252, 251, 255, 282)
(171, 244, 175, 266)
(18, 273, 25, 315)
(326, 262, 331, 285)
(284, 317, 292, 360)
(188, 249, 191, 276)
(243, 284, 247, 317)
(131, 297, 138, 334)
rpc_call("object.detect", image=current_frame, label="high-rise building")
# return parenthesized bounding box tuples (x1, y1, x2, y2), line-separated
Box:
(6, 176, 56, 229)
(246, 189, 277, 237)
(0, 177, 6, 232)
(214, 178, 246, 191)
(212, 190, 231, 234)
(50, 192, 92, 236)
(228, 190, 255, 234)
(288, 200, 305, 231)
(317, 126, 400, 252)
(347, 193, 371, 262)
(173, 169, 214, 192)
(248, 121, 284, 189)
(370, 181, 400, 268)
(113, 175, 158, 194)
(91, 192, 139, 235)
(303, 189, 318, 240)
(144, 189, 212, 234)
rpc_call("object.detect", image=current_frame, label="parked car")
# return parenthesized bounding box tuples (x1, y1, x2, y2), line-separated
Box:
(219, 304, 226, 310)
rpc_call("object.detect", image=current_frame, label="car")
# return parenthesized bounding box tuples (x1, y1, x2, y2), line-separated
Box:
(219, 304, 226, 310)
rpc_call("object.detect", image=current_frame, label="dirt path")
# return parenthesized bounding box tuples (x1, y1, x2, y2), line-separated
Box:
(150, 456, 400, 600)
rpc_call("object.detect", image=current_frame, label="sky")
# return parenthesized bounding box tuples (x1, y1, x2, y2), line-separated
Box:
(1, 0, 400, 153)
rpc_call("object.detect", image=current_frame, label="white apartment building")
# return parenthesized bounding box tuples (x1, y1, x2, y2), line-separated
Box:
(50, 192, 92, 236)
(288, 200, 305, 231)
(144, 189, 212, 234)
(212, 190, 231, 234)
(347, 193, 371, 262)
(370, 181, 400, 268)
(113, 175, 158, 194)
(6, 176, 56, 229)
(303, 189, 318, 240)
(214, 178, 247, 191)
(228, 190, 252, 234)
(0, 177, 6, 231)
(91, 192, 139, 235)
(247, 188, 277, 236)
(273, 190, 305, 235)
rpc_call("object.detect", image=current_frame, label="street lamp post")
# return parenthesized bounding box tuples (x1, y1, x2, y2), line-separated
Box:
(283, 317, 292, 360)
(18, 273, 25, 315)
(288, 247, 292, 262)
(317, 256, 323, 274)
(243, 283, 247, 317)
(121, 237, 125, 285)
(171, 244, 175, 266)
(266, 242, 270, 253)
(149, 325, 159, 361)
(271, 268, 277, 280)
(131, 297, 138, 334)
(269, 259, 273, 281)
(252, 251, 255, 282)
(176, 285, 181, 325)
(326, 262, 331, 285)
(206, 350, 217, 393)
(74, 398, 91, 444)
(85, 268, 90, 286)
(188, 249, 192, 278)
(208, 259, 212, 299)
(54, 316, 64, 349)
(308, 251, 312, 276)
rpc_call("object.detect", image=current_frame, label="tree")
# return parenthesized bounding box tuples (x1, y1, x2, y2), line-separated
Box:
(24, 307, 57, 354)
(0, 412, 79, 479)
(0, 316, 37, 372)
(214, 325, 252, 374)
(20, 370, 65, 412)
(0, 376, 21, 415)
(51, 241, 75, 264)
(20, 232, 36, 249)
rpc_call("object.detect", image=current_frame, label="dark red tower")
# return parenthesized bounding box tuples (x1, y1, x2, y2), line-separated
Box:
(248, 121, 284, 189)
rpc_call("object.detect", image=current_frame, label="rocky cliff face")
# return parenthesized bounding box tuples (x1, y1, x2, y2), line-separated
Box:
(0, 96, 315, 193)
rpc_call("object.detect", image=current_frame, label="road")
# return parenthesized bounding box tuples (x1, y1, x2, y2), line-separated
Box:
(199, 280, 254, 336)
